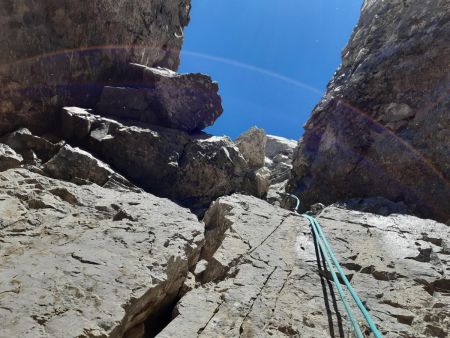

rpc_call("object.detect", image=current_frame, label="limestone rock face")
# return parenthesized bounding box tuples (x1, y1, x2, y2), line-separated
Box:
(160, 194, 450, 338)
(289, 0, 450, 222)
(0, 168, 204, 338)
(235, 126, 267, 168)
(0, 0, 191, 135)
(98, 66, 223, 132)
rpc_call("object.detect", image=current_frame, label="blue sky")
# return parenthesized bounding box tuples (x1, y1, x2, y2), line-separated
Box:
(179, 0, 363, 140)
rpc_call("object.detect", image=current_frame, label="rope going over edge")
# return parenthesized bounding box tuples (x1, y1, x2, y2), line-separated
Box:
(284, 193, 383, 338)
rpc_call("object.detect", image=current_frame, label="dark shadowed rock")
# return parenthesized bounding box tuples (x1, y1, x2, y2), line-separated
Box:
(59, 107, 256, 209)
(337, 196, 411, 216)
(1, 128, 62, 164)
(61, 107, 95, 144)
(97, 66, 223, 132)
(0, 0, 191, 135)
(0, 143, 23, 171)
(289, 0, 450, 222)
(175, 135, 249, 207)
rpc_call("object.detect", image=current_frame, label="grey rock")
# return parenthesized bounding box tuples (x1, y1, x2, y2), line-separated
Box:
(0, 168, 204, 338)
(289, 0, 450, 222)
(0, 143, 23, 171)
(60, 107, 95, 144)
(263, 135, 297, 207)
(159, 194, 449, 338)
(253, 167, 271, 198)
(98, 65, 223, 132)
(1, 128, 61, 164)
(0, 0, 191, 135)
(265, 135, 297, 186)
(265, 134, 297, 159)
(235, 126, 267, 168)
(336, 196, 411, 216)
(60, 108, 256, 209)
(43, 144, 127, 187)
(175, 135, 250, 208)
(266, 180, 289, 207)
(62, 107, 191, 194)
(233, 131, 297, 207)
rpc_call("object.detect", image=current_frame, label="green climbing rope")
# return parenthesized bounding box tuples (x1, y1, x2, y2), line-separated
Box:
(284, 193, 383, 338)
(304, 213, 364, 338)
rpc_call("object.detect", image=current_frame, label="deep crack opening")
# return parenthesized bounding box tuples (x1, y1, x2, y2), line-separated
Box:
(143, 296, 181, 338)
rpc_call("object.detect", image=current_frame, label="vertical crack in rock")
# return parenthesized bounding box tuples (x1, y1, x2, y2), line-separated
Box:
(196, 300, 225, 335)
(248, 215, 289, 254)
(239, 266, 278, 337)
(272, 269, 293, 315)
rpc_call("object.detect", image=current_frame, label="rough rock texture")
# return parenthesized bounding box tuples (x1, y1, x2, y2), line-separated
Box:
(1, 1, 449, 337)
(159, 194, 450, 338)
(265, 135, 297, 160)
(264, 135, 297, 206)
(265, 134, 297, 185)
(174, 135, 250, 208)
(1, 128, 62, 165)
(98, 65, 222, 132)
(0, 143, 23, 171)
(0, 0, 191, 135)
(43, 144, 135, 188)
(0, 168, 203, 338)
(235, 126, 267, 168)
(60, 107, 255, 210)
(289, 0, 450, 222)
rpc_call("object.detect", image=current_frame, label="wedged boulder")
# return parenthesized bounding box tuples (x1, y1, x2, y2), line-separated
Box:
(235, 126, 266, 168)
(0, 168, 204, 338)
(233, 130, 297, 204)
(97, 65, 223, 132)
(239, 166, 271, 200)
(289, 0, 450, 222)
(0, 0, 191, 135)
(0, 143, 23, 171)
(159, 194, 449, 338)
(265, 134, 297, 159)
(175, 135, 249, 208)
(262, 134, 297, 206)
(265, 134, 297, 185)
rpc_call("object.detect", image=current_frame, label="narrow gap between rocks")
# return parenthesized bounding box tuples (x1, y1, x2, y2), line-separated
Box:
(144, 297, 180, 338)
